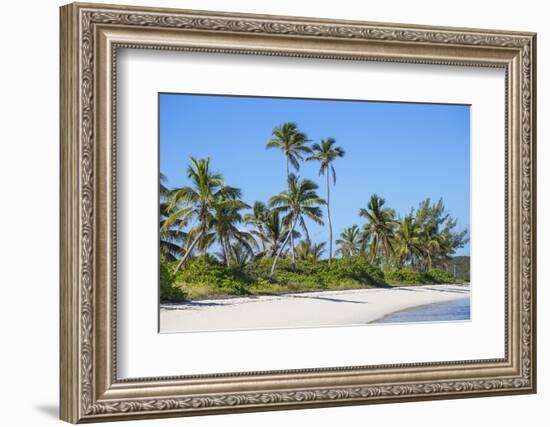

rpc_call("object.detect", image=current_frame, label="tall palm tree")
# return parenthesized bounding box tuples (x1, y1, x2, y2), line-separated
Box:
(296, 238, 326, 263)
(336, 225, 363, 258)
(165, 157, 244, 272)
(393, 216, 424, 268)
(266, 122, 311, 179)
(266, 122, 311, 259)
(307, 138, 345, 263)
(359, 194, 396, 268)
(268, 174, 325, 274)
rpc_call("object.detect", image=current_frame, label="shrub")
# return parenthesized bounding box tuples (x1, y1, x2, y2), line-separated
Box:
(385, 267, 459, 285)
(426, 268, 458, 283)
(246, 257, 276, 277)
(248, 256, 296, 276)
(165, 254, 390, 299)
(249, 256, 384, 290)
(384, 267, 428, 284)
(159, 259, 186, 301)
(273, 270, 323, 289)
(321, 257, 386, 287)
(177, 255, 252, 295)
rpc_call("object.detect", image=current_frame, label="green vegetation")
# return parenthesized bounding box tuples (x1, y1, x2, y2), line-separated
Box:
(384, 267, 458, 285)
(160, 121, 469, 302)
(160, 256, 461, 301)
(159, 256, 187, 301)
(160, 255, 388, 301)
(268, 173, 325, 274)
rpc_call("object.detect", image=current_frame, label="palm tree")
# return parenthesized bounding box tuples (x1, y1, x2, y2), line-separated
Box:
(393, 216, 424, 268)
(296, 238, 327, 263)
(159, 173, 186, 261)
(245, 205, 300, 258)
(268, 174, 325, 274)
(307, 138, 345, 263)
(211, 203, 254, 267)
(359, 194, 397, 268)
(243, 201, 269, 251)
(160, 205, 187, 261)
(413, 198, 468, 271)
(418, 221, 441, 271)
(429, 218, 468, 270)
(266, 122, 311, 179)
(266, 122, 311, 259)
(165, 157, 244, 272)
(336, 225, 363, 258)
(228, 241, 255, 269)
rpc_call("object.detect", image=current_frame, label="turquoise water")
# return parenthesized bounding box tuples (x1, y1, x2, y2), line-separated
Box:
(375, 297, 471, 324)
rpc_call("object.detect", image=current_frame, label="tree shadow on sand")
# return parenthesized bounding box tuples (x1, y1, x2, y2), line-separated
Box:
(161, 301, 224, 309)
(388, 286, 469, 294)
(289, 294, 368, 304)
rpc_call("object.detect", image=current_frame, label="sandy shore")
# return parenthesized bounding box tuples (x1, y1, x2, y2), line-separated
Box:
(160, 283, 470, 333)
(160, 284, 470, 332)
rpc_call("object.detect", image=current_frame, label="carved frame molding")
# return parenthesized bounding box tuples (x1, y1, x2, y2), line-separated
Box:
(60, 2, 536, 423)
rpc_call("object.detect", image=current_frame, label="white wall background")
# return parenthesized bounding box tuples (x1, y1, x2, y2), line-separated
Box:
(0, 0, 545, 426)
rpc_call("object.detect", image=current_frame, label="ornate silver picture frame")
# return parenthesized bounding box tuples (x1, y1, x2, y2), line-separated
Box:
(60, 2, 536, 423)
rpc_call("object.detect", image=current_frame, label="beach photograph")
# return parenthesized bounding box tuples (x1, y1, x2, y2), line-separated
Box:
(158, 93, 470, 333)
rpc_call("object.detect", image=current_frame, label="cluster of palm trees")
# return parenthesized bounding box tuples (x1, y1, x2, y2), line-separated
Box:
(160, 121, 467, 275)
(336, 195, 468, 271)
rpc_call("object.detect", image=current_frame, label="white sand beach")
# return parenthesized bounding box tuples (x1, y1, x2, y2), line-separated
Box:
(160, 283, 470, 333)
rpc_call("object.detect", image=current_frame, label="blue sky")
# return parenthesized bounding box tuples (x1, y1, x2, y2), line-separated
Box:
(160, 93, 470, 256)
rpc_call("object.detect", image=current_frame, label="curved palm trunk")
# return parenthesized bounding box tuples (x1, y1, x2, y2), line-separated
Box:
(326, 172, 333, 263)
(290, 221, 296, 271)
(174, 230, 202, 272)
(370, 236, 378, 264)
(270, 217, 296, 276)
(223, 238, 231, 268)
(382, 238, 393, 271)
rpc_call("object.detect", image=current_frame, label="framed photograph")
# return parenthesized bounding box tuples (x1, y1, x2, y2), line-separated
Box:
(60, 2, 537, 423)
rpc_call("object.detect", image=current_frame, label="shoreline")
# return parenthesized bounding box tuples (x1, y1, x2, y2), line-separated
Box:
(371, 296, 470, 324)
(160, 283, 471, 333)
